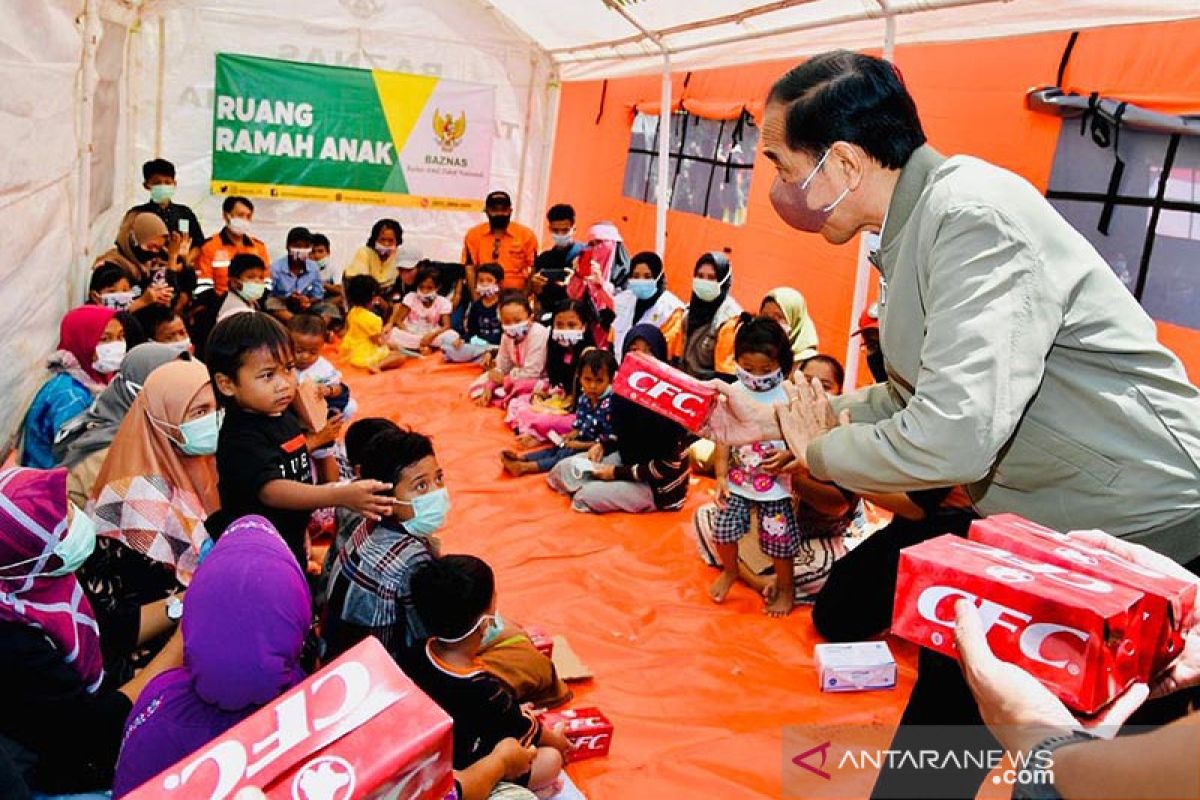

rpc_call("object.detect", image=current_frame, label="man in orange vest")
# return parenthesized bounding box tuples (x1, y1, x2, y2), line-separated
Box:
(461, 190, 537, 293)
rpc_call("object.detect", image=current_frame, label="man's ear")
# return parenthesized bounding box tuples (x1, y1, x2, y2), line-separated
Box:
(829, 141, 867, 191)
(213, 373, 237, 399)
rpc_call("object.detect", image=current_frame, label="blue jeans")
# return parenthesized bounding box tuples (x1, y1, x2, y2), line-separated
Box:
(521, 446, 574, 473)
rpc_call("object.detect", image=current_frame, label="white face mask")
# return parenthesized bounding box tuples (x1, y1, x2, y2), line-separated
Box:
(288, 247, 312, 261)
(167, 338, 193, 355)
(227, 216, 251, 236)
(99, 291, 135, 311)
(551, 229, 575, 248)
(552, 329, 585, 346)
(692, 278, 723, 303)
(92, 340, 126, 375)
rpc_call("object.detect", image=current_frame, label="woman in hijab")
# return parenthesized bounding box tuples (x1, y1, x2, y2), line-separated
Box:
(669, 251, 743, 380)
(759, 287, 819, 363)
(611, 251, 686, 360)
(83, 359, 221, 682)
(112, 515, 311, 798)
(566, 221, 630, 348)
(55, 343, 188, 507)
(548, 325, 693, 514)
(0, 467, 183, 797)
(21, 306, 126, 469)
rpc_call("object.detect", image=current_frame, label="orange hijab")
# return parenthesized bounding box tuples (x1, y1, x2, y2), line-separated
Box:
(88, 360, 219, 583)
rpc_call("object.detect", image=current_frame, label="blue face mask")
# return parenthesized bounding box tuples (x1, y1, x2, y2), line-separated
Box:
(628, 278, 659, 301)
(150, 409, 224, 457)
(397, 488, 450, 537)
(5, 510, 100, 578)
(737, 365, 784, 393)
(480, 611, 507, 646)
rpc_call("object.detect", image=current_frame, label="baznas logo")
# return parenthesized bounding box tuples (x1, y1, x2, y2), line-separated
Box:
(432, 109, 467, 152)
(339, 0, 386, 19)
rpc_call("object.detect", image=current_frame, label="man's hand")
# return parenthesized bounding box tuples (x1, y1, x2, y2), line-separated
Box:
(776, 377, 848, 470)
(703, 380, 783, 446)
(1066, 529, 1200, 698)
(335, 480, 396, 521)
(954, 599, 1149, 755)
(531, 273, 548, 294)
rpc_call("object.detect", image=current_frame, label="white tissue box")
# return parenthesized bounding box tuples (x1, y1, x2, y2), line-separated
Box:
(815, 641, 897, 693)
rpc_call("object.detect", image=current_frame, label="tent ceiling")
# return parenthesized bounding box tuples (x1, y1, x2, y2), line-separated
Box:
(487, 0, 1200, 79)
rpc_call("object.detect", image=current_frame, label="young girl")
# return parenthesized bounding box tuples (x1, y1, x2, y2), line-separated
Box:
(503, 348, 617, 476)
(709, 317, 801, 617)
(385, 267, 456, 355)
(665, 251, 742, 380)
(22, 306, 126, 468)
(505, 300, 597, 443)
(760, 287, 820, 363)
(470, 293, 549, 407)
(339, 275, 408, 372)
(611, 251, 685, 359)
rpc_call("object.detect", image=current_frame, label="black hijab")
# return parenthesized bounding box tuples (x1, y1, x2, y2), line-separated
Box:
(630, 251, 667, 323)
(686, 251, 732, 335)
(613, 324, 689, 464)
(545, 300, 598, 392)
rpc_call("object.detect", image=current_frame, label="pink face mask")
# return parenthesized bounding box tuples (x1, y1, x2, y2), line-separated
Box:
(769, 149, 850, 233)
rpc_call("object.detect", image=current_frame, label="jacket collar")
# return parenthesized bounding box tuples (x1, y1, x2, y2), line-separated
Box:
(877, 145, 947, 275)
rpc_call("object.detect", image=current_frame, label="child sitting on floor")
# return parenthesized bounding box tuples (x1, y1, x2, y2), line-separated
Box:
(385, 266, 456, 355)
(709, 317, 801, 618)
(444, 262, 504, 365)
(339, 275, 408, 373)
(471, 292, 549, 407)
(208, 311, 397, 566)
(503, 348, 617, 476)
(401, 555, 572, 797)
(505, 300, 599, 443)
(290, 312, 356, 482)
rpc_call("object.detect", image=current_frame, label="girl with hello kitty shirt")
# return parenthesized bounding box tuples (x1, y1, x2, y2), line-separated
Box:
(710, 317, 803, 617)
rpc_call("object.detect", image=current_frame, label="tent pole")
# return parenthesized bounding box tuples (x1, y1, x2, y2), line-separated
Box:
(536, 65, 563, 247)
(655, 52, 670, 256)
(154, 15, 165, 157)
(515, 51, 538, 226)
(74, 0, 102, 295)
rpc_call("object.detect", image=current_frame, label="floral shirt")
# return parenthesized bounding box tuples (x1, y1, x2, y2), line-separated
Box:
(573, 391, 615, 443)
(727, 382, 792, 502)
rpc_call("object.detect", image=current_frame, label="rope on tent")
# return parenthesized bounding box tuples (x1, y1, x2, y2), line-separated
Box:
(1055, 30, 1080, 87)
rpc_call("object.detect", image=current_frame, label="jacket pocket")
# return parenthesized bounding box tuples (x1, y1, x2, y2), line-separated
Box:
(992, 415, 1122, 490)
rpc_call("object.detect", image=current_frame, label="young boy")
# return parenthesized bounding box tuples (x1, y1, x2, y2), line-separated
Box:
(532, 203, 581, 312)
(206, 312, 395, 566)
(310, 232, 345, 308)
(289, 313, 354, 482)
(268, 227, 326, 322)
(321, 424, 448, 660)
(128, 158, 204, 262)
(134, 303, 192, 353)
(217, 253, 270, 322)
(444, 263, 504, 364)
(402, 555, 571, 795)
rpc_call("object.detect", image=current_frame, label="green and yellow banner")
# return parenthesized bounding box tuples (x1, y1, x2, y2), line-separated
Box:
(211, 53, 495, 210)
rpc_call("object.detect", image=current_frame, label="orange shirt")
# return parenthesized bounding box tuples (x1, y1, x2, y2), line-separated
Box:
(461, 221, 538, 291)
(196, 229, 270, 294)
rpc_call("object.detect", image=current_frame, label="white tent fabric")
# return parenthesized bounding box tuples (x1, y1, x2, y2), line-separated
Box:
(492, 0, 1200, 79)
(4, 0, 1200, 450)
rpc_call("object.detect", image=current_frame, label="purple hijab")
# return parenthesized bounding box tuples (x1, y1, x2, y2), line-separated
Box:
(112, 516, 311, 797)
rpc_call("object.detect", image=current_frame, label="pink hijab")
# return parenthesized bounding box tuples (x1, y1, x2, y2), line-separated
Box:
(0, 467, 103, 692)
(56, 305, 119, 387)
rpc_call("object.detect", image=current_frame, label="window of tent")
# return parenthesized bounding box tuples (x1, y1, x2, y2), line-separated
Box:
(1046, 118, 1200, 331)
(621, 110, 759, 226)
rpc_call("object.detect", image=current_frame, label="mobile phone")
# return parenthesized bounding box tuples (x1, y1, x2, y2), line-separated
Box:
(152, 267, 168, 287)
(178, 218, 190, 235)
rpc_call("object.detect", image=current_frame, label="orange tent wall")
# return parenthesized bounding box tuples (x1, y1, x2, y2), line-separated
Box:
(544, 19, 1200, 385)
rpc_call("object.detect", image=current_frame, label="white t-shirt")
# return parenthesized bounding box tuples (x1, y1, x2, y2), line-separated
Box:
(401, 292, 453, 335)
(727, 382, 792, 503)
(297, 356, 342, 388)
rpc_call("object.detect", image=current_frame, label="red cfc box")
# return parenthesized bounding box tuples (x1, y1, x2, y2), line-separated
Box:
(970, 514, 1197, 680)
(126, 638, 453, 800)
(526, 626, 554, 659)
(612, 351, 718, 433)
(537, 707, 614, 762)
(892, 534, 1145, 714)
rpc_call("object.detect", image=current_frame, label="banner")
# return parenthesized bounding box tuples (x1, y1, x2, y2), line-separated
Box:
(211, 53, 494, 210)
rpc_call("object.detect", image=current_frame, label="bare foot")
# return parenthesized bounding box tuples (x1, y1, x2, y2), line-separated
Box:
(515, 434, 541, 450)
(764, 589, 794, 618)
(709, 571, 738, 603)
(501, 449, 520, 461)
(367, 365, 382, 374)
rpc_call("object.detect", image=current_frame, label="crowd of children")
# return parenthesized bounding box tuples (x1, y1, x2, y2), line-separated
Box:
(2, 161, 860, 800)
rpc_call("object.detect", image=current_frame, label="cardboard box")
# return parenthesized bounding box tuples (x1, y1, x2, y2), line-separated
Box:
(612, 351, 718, 433)
(969, 514, 1197, 679)
(126, 638, 453, 800)
(815, 641, 897, 693)
(892, 534, 1144, 714)
(537, 707, 613, 762)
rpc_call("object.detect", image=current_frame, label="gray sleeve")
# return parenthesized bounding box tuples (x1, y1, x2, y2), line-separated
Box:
(808, 204, 1062, 492)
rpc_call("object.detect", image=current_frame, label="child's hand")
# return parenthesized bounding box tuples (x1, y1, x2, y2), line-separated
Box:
(336, 480, 396, 521)
(479, 352, 495, 371)
(487, 368, 504, 384)
(491, 738, 537, 781)
(592, 464, 616, 481)
(761, 450, 795, 474)
(475, 386, 493, 407)
(541, 724, 574, 759)
(715, 476, 731, 509)
(586, 443, 604, 464)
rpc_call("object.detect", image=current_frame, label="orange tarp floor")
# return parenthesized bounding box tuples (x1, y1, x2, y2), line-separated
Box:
(341, 355, 919, 799)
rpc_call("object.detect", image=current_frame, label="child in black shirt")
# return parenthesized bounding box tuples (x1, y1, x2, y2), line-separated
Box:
(206, 312, 396, 565)
(445, 263, 504, 365)
(401, 555, 571, 793)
